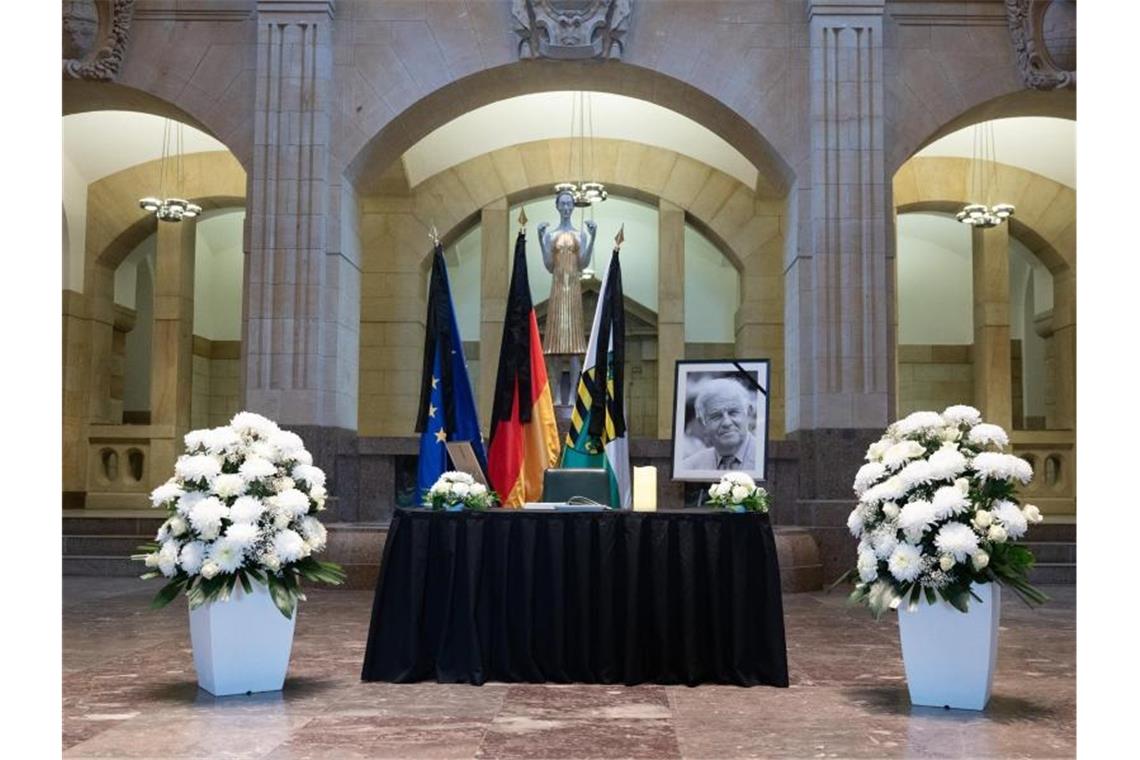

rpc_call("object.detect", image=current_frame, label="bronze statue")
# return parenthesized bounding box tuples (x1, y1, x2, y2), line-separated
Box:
(537, 190, 596, 404)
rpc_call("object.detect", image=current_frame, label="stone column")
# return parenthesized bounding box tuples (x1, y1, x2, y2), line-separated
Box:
(1051, 268, 1075, 430)
(789, 0, 893, 583)
(245, 0, 352, 430)
(971, 224, 1012, 431)
(149, 219, 196, 484)
(150, 220, 196, 433)
(479, 199, 510, 426)
(657, 199, 685, 439)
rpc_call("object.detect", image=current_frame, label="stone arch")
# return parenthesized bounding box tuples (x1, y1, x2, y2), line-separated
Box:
(344, 61, 797, 199)
(887, 23, 1075, 175)
(358, 139, 785, 439)
(411, 138, 779, 272)
(892, 157, 1074, 274)
(892, 156, 1075, 434)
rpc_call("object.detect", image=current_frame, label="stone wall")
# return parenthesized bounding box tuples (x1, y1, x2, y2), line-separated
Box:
(896, 345, 973, 417)
(190, 338, 241, 430)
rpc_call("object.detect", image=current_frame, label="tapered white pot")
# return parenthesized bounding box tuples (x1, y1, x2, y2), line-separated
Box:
(897, 582, 1000, 711)
(188, 583, 297, 696)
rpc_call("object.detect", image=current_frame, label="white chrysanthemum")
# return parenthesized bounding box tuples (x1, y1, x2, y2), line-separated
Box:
(292, 464, 326, 490)
(882, 440, 926, 470)
(300, 516, 327, 551)
(157, 540, 181, 578)
(205, 426, 242, 454)
(865, 437, 894, 462)
(928, 444, 968, 480)
(857, 549, 879, 583)
(294, 449, 313, 466)
(470, 483, 487, 496)
(176, 490, 206, 516)
(184, 429, 211, 452)
(310, 483, 327, 506)
(224, 521, 260, 549)
(269, 429, 305, 459)
(882, 501, 900, 520)
(453, 481, 473, 499)
(249, 440, 278, 462)
(273, 488, 311, 517)
(230, 495, 265, 524)
(887, 543, 924, 583)
(893, 411, 946, 438)
(274, 477, 296, 494)
(847, 507, 865, 538)
(869, 523, 900, 561)
(730, 484, 751, 502)
(189, 497, 229, 539)
(260, 551, 281, 572)
(239, 456, 278, 482)
(150, 480, 184, 507)
(934, 522, 980, 562)
(179, 541, 206, 575)
(176, 454, 223, 483)
(211, 473, 246, 500)
(853, 462, 886, 496)
(155, 521, 170, 542)
(208, 538, 245, 574)
(898, 500, 937, 543)
(1023, 504, 1044, 524)
(942, 405, 982, 427)
(230, 411, 280, 438)
(993, 500, 1029, 540)
(972, 452, 1033, 483)
(897, 459, 934, 491)
(931, 484, 970, 519)
(967, 423, 1010, 449)
(273, 529, 306, 564)
(863, 475, 906, 506)
(442, 471, 475, 485)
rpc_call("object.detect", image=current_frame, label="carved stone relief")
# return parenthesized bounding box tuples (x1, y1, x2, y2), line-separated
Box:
(1006, 0, 1075, 90)
(63, 0, 135, 81)
(512, 0, 632, 60)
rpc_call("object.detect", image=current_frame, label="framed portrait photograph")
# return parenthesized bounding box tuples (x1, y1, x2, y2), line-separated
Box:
(670, 359, 770, 483)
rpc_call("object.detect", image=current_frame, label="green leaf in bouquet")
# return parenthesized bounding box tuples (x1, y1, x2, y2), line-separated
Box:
(151, 577, 186, 609)
(924, 586, 936, 606)
(237, 569, 253, 595)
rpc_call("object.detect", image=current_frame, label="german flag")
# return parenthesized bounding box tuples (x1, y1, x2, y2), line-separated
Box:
(486, 229, 561, 507)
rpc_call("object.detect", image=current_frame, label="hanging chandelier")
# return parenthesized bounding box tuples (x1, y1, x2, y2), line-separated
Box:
(955, 121, 1014, 228)
(555, 92, 607, 207)
(138, 119, 202, 223)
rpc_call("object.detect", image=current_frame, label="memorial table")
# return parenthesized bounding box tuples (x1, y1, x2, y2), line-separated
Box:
(361, 508, 788, 687)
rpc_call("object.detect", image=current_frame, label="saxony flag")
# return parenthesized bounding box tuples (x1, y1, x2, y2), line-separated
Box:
(561, 247, 631, 508)
(486, 229, 561, 507)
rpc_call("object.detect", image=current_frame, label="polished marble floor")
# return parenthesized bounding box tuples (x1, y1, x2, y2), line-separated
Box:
(62, 578, 1075, 759)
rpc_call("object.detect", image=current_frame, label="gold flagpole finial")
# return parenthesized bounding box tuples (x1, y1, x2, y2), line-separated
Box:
(614, 224, 625, 250)
(518, 207, 528, 227)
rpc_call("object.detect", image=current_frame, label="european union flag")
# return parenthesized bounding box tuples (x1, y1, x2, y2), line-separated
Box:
(415, 242, 487, 502)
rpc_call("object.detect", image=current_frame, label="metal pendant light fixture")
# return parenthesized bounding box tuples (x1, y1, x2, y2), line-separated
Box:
(138, 119, 202, 223)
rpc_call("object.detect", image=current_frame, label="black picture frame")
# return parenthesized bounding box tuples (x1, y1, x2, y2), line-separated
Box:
(669, 358, 770, 483)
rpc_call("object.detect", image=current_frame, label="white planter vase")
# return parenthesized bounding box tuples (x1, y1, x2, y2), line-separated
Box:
(897, 582, 1001, 711)
(188, 582, 297, 696)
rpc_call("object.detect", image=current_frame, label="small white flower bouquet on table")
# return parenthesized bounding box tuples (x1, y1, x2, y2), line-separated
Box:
(133, 411, 345, 696)
(837, 405, 1047, 710)
(706, 472, 770, 513)
(425, 471, 497, 511)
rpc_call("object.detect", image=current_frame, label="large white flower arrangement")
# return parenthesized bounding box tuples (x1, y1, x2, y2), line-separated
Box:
(839, 405, 1047, 617)
(706, 472, 770, 513)
(134, 411, 345, 617)
(424, 471, 497, 511)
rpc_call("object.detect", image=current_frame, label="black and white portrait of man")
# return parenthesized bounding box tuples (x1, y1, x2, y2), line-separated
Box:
(671, 360, 769, 482)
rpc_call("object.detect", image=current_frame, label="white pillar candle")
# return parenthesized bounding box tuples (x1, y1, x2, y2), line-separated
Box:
(633, 466, 657, 511)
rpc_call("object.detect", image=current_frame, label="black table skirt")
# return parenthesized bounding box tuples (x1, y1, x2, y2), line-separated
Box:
(360, 509, 788, 687)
